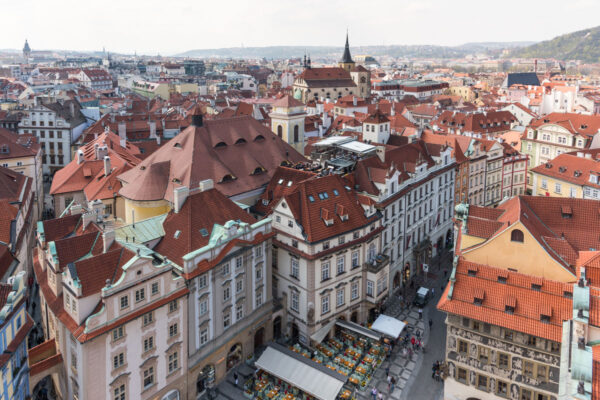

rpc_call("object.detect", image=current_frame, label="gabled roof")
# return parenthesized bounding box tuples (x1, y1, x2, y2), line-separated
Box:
(0, 165, 29, 203)
(278, 174, 375, 243)
(254, 167, 317, 215)
(531, 150, 600, 189)
(529, 112, 600, 137)
(0, 128, 40, 159)
(118, 116, 306, 202)
(437, 259, 572, 342)
(272, 95, 304, 108)
(154, 188, 256, 267)
(506, 72, 540, 87)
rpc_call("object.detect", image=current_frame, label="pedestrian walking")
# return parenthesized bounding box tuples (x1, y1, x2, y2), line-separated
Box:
(385, 366, 390, 377)
(418, 308, 423, 319)
(431, 287, 435, 297)
(234, 372, 238, 387)
(410, 336, 416, 349)
(387, 375, 392, 391)
(390, 376, 396, 393)
(431, 362, 438, 379)
(371, 387, 378, 400)
(378, 392, 383, 400)
(408, 346, 413, 359)
(429, 318, 433, 329)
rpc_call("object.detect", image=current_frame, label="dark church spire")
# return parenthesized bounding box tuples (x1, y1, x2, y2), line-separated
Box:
(340, 30, 353, 64)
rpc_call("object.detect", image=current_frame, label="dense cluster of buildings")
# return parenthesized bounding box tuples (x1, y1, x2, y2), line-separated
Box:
(1, 33, 600, 400)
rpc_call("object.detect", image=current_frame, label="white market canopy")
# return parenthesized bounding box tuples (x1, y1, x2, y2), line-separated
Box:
(370, 314, 407, 339)
(255, 344, 347, 400)
(310, 319, 382, 344)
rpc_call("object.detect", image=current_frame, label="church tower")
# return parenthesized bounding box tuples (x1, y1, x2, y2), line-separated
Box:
(338, 32, 355, 72)
(269, 95, 307, 154)
(22, 40, 31, 60)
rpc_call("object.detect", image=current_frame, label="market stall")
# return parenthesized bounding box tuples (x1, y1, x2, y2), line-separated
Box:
(370, 314, 406, 339)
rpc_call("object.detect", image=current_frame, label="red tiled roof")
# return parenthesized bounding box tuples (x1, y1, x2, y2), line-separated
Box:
(531, 150, 600, 189)
(154, 188, 256, 267)
(272, 95, 304, 108)
(279, 174, 377, 243)
(530, 112, 600, 137)
(254, 167, 317, 215)
(432, 110, 515, 134)
(593, 345, 600, 400)
(118, 116, 306, 202)
(437, 259, 573, 342)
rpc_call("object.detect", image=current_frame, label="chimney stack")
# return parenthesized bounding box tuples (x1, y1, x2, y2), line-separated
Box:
(199, 179, 214, 192)
(353, 96, 357, 106)
(104, 155, 111, 176)
(191, 104, 203, 127)
(118, 122, 126, 141)
(103, 230, 115, 253)
(173, 186, 189, 213)
(76, 149, 84, 164)
(69, 102, 75, 117)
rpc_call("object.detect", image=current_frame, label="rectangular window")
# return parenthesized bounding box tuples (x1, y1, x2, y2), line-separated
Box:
(151, 282, 159, 295)
(200, 328, 208, 345)
(351, 251, 359, 268)
(222, 263, 230, 276)
(496, 380, 508, 397)
(457, 367, 467, 384)
(458, 340, 468, 355)
(291, 291, 299, 312)
(498, 352, 509, 369)
(337, 257, 345, 275)
(255, 290, 263, 308)
(168, 352, 178, 373)
(236, 279, 243, 293)
(236, 256, 242, 269)
(223, 286, 230, 302)
(143, 366, 154, 389)
(338, 236, 345, 245)
(113, 353, 124, 369)
(290, 259, 299, 279)
(321, 295, 330, 314)
(120, 296, 129, 309)
(255, 265, 262, 282)
(199, 299, 208, 315)
(236, 303, 243, 320)
(520, 388, 533, 400)
(255, 246, 263, 257)
(523, 361, 534, 377)
(366, 280, 374, 297)
(142, 312, 153, 326)
(169, 323, 178, 337)
(223, 313, 231, 329)
(537, 364, 547, 381)
(555, 183, 561, 194)
(112, 326, 124, 341)
(477, 374, 488, 391)
(321, 262, 330, 281)
(135, 288, 145, 303)
(198, 274, 207, 289)
(351, 282, 359, 300)
(168, 300, 178, 313)
(336, 288, 345, 307)
(114, 384, 125, 400)
(143, 336, 154, 352)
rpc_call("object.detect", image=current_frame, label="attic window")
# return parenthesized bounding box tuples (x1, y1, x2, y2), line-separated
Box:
(505, 305, 515, 314)
(235, 138, 247, 145)
(200, 228, 209, 237)
(221, 174, 236, 183)
(531, 283, 542, 291)
(172, 178, 181, 184)
(287, 181, 293, 187)
(558, 166, 566, 173)
(467, 269, 477, 277)
(254, 135, 265, 142)
(561, 206, 572, 218)
(252, 167, 265, 175)
(498, 276, 507, 284)
(563, 290, 573, 299)
(541, 315, 550, 323)
(308, 195, 315, 202)
(574, 170, 582, 177)
(277, 179, 284, 185)
(333, 189, 339, 196)
(215, 141, 227, 148)
(174, 143, 182, 148)
(581, 124, 588, 129)
(174, 230, 181, 239)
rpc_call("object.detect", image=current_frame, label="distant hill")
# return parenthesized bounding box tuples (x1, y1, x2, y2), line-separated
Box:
(511, 26, 600, 62)
(176, 42, 532, 60)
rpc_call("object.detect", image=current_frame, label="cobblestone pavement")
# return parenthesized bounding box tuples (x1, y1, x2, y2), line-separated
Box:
(213, 252, 452, 400)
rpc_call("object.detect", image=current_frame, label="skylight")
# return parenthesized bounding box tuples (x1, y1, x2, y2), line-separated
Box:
(200, 228, 209, 237)
(308, 195, 315, 202)
(333, 189, 339, 196)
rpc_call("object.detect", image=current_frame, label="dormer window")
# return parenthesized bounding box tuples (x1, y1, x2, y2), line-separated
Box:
(531, 283, 542, 291)
(214, 141, 227, 148)
(252, 167, 265, 175)
(221, 174, 236, 183)
(505, 305, 514, 314)
(235, 138, 247, 145)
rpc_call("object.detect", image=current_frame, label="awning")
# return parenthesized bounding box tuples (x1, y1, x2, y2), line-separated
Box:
(370, 314, 406, 339)
(336, 319, 382, 341)
(310, 320, 336, 343)
(255, 344, 347, 400)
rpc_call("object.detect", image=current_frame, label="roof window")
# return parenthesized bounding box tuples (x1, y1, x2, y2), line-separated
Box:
(174, 230, 181, 239)
(278, 179, 284, 185)
(333, 189, 339, 196)
(235, 138, 247, 145)
(214, 141, 227, 148)
(174, 142, 182, 148)
(308, 195, 315, 202)
(200, 228, 209, 237)
(531, 283, 542, 291)
(221, 174, 236, 183)
(254, 135, 265, 141)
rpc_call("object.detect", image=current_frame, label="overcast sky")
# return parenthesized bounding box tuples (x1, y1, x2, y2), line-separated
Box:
(4, 0, 600, 55)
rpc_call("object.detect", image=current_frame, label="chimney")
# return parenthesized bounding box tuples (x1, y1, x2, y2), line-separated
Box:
(94, 143, 99, 159)
(156, 135, 161, 146)
(104, 155, 111, 175)
(118, 122, 126, 141)
(149, 121, 156, 138)
(70, 203, 83, 215)
(97, 145, 108, 160)
(76, 149, 84, 164)
(174, 186, 189, 213)
(82, 211, 95, 230)
(103, 230, 115, 253)
(69, 102, 75, 117)
(199, 179, 214, 192)
(353, 96, 357, 106)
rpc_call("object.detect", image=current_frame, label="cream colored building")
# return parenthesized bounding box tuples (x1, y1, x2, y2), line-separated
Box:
(270, 95, 306, 155)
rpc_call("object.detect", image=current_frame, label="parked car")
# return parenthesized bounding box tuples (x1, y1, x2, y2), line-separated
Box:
(413, 287, 431, 307)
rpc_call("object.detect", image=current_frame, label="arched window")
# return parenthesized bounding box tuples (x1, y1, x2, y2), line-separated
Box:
(510, 229, 524, 243)
(277, 125, 282, 138)
(293, 125, 299, 143)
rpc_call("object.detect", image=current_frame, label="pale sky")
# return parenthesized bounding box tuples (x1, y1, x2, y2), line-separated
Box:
(4, 0, 600, 55)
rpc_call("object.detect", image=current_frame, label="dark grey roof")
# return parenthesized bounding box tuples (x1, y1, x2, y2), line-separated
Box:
(340, 33, 354, 64)
(42, 100, 86, 127)
(506, 73, 540, 87)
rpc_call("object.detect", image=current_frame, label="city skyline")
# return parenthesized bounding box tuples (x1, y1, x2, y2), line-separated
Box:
(4, 0, 600, 55)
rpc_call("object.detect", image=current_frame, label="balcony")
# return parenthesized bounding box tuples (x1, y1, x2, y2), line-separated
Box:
(364, 253, 390, 273)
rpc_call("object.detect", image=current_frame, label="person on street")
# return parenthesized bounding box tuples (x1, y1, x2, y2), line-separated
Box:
(234, 372, 238, 387)
(371, 387, 378, 400)
(385, 366, 390, 378)
(429, 318, 433, 329)
(418, 308, 423, 319)
(390, 376, 396, 393)
(387, 375, 392, 391)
